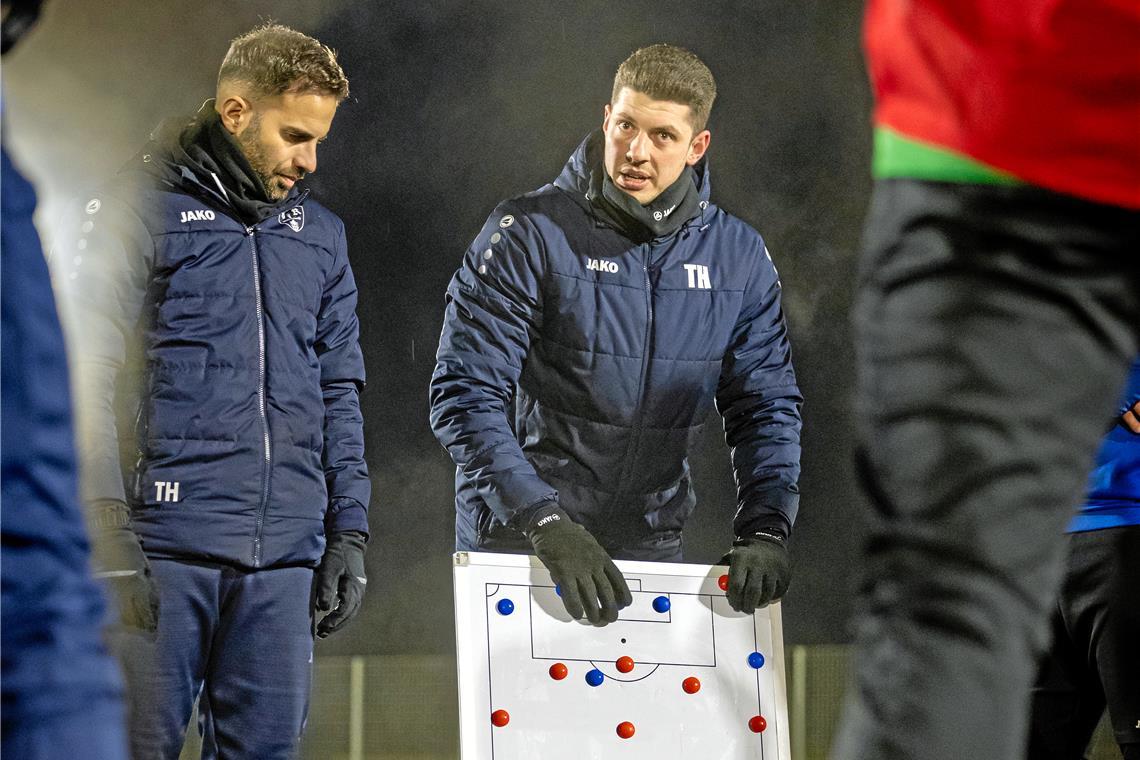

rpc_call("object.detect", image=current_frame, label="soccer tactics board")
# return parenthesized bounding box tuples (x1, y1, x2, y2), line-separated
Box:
(453, 551, 791, 759)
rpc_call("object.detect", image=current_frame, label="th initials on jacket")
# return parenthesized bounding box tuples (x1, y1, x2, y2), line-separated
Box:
(684, 264, 711, 289)
(155, 481, 180, 502)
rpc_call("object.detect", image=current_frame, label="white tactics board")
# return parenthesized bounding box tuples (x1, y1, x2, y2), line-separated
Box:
(453, 551, 791, 760)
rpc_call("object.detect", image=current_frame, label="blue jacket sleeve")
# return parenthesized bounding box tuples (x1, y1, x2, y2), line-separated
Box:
(429, 203, 558, 528)
(715, 241, 803, 540)
(1078, 358, 1140, 528)
(316, 220, 370, 536)
(55, 192, 154, 509)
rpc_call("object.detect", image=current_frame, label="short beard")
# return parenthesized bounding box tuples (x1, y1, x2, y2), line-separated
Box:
(235, 114, 286, 201)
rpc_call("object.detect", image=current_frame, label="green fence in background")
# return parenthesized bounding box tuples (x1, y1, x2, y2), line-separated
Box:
(179, 648, 1122, 760)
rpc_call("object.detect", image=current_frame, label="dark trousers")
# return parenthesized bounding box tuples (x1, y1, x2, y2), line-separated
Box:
(112, 559, 315, 760)
(831, 180, 1140, 760)
(1028, 526, 1140, 760)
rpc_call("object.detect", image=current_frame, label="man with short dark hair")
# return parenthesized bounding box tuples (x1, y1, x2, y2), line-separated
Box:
(430, 44, 802, 626)
(59, 23, 370, 759)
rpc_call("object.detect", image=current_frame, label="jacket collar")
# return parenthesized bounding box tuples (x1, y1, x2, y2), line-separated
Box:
(130, 101, 304, 226)
(552, 130, 713, 236)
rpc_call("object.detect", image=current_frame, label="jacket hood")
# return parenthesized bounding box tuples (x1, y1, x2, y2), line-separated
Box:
(553, 130, 713, 217)
(127, 102, 302, 224)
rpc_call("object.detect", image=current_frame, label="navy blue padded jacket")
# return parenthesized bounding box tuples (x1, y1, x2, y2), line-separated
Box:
(431, 132, 802, 552)
(58, 133, 370, 570)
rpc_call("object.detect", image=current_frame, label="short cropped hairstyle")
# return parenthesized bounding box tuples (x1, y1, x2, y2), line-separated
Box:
(218, 23, 349, 102)
(612, 44, 716, 132)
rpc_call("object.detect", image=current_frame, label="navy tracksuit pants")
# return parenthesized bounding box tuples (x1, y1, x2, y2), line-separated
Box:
(113, 559, 315, 760)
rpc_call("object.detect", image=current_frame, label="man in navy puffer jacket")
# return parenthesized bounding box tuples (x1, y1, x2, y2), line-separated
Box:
(57, 24, 370, 759)
(431, 45, 802, 626)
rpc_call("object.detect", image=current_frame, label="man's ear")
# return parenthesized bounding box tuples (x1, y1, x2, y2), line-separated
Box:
(686, 129, 711, 166)
(217, 93, 255, 136)
(602, 103, 612, 133)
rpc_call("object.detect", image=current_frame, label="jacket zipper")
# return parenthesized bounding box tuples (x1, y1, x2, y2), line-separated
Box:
(161, 176, 307, 564)
(131, 401, 148, 505)
(246, 225, 272, 567)
(611, 249, 655, 508)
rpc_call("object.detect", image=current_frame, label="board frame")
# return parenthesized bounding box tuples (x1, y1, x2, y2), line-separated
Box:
(453, 551, 791, 760)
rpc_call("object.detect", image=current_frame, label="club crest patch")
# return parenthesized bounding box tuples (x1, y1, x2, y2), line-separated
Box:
(279, 206, 305, 232)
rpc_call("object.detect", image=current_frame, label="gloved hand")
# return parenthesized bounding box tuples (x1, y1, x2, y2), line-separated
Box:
(525, 504, 632, 625)
(89, 499, 160, 632)
(315, 530, 367, 639)
(722, 530, 791, 614)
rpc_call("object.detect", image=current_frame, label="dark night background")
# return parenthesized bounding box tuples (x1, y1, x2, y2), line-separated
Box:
(5, 0, 871, 657)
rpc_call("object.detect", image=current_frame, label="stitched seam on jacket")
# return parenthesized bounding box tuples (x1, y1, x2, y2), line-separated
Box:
(468, 438, 522, 466)
(539, 334, 723, 364)
(654, 286, 745, 293)
(157, 292, 319, 314)
(548, 270, 645, 289)
(542, 470, 686, 498)
(157, 292, 255, 300)
(533, 400, 702, 433)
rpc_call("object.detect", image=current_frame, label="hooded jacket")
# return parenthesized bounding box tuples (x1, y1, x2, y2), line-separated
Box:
(58, 111, 370, 569)
(431, 132, 802, 552)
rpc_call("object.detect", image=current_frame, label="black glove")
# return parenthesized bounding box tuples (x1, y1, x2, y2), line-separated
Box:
(89, 500, 160, 632)
(315, 530, 367, 639)
(525, 504, 632, 625)
(722, 530, 791, 614)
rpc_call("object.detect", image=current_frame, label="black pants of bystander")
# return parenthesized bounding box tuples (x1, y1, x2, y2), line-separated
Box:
(1028, 525, 1140, 760)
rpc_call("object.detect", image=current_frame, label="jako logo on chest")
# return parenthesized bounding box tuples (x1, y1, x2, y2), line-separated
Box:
(586, 258, 619, 274)
(179, 209, 215, 223)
